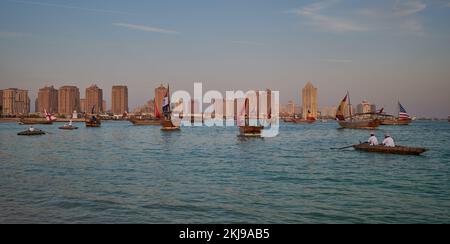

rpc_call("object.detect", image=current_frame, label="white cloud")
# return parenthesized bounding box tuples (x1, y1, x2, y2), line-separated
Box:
(393, 0, 426, 16)
(287, 1, 367, 33)
(113, 23, 178, 35)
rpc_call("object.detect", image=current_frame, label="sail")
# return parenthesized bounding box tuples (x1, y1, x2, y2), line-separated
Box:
(155, 101, 161, 119)
(162, 85, 171, 119)
(336, 93, 348, 121)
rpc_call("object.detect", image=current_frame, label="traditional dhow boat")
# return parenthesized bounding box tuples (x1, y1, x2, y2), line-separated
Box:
(85, 105, 101, 127)
(238, 98, 264, 137)
(380, 102, 412, 125)
(17, 129, 46, 136)
(160, 85, 181, 131)
(335, 92, 380, 129)
(129, 118, 161, 126)
(19, 118, 53, 125)
(353, 143, 427, 156)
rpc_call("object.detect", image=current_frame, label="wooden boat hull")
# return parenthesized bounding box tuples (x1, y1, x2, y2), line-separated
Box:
(59, 126, 79, 130)
(284, 118, 316, 124)
(381, 119, 412, 125)
(239, 126, 264, 137)
(161, 120, 180, 131)
(85, 120, 101, 127)
(17, 130, 46, 136)
(129, 119, 161, 126)
(338, 119, 381, 129)
(353, 143, 427, 155)
(19, 119, 53, 125)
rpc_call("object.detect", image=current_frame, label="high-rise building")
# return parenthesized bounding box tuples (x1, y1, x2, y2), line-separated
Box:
(111, 85, 128, 115)
(103, 100, 107, 113)
(58, 86, 80, 115)
(1, 88, 30, 116)
(287, 100, 295, 116)
(37, 85, 58, 114)
(155, 84, 168, 116)
(302, 81, 318, 119)
(86, 84, 103, 113)
(356, 100, 372, 114)
(80, 98, 87, 113)
(35, 98, 38, 113)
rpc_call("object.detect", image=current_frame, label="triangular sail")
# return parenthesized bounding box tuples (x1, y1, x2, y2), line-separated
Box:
(336, 93, 348, 121)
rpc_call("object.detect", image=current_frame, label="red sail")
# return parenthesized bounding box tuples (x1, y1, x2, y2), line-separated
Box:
(155, 101, 161, 119)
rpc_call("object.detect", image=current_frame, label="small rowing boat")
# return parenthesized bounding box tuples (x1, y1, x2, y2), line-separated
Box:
(353, 143, 427, 155)
(59, 125, 79, 130)
(17, 129, 46, 136)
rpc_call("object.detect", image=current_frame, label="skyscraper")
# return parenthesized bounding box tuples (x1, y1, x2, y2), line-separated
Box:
(1, 88, 30, 116)
(356, 100, 371, 114)
(58, 86, 80, 115)
(80, 98, 87, 113)
(86, 84, 103, 113)
(37, 85, 58, 114)
(287, 100, 295, 116)
(155, 84, 168, 116)
(302, 81, 318, 119)
(111, 85, 128, 115)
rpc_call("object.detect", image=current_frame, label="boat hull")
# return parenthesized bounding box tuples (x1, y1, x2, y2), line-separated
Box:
(338, 119, 381, 129)
(381, 119, 412, 125)
(129, 119, 161, 126)
(17, 130, 46, 136)
(59, 126, 79, 130)
(353, 143, 427, 155)
(19, 119, 53, 125)
(239, 126, 264, 137)
(161, 120, 180, 131)
(85, 119, 101, 127)
(284, 118, 316, 124)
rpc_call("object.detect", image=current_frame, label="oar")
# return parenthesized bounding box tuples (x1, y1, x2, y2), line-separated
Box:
(330, 145, 355, 150)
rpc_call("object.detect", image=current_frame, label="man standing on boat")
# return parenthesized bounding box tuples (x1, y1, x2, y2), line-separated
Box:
(383, 134, 396, 147)
(368, 133, 379, 146)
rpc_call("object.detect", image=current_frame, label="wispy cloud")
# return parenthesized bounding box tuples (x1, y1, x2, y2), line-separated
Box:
(393, 0, 426, 16)
(113, 23, 178, 35)
(322, 59, 353, 63)
(7, 0, 136, 15)
(231, 41, 264, 46)
(0, 31, 31, 38)
(287, 1, 367, 33)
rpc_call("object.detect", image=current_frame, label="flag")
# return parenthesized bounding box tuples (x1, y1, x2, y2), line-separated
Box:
(162, 85, 171, 116)
(398, 102, 410, 120)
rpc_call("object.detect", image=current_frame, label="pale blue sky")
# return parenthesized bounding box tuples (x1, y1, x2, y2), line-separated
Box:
(0, 0, 449, 117)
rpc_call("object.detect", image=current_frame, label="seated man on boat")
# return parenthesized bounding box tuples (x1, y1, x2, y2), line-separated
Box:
(28, 126, 35, 132)
(368, 132, 379, 146)
(383, 134, 396, 147)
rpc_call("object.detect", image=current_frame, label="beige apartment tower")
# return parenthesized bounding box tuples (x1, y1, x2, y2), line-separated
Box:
(37, 85, 58, 114)
(58, 86, 80, 115)
(1, 88, 30, 116)
(155, 84, 168, 116)
(302, 81, 318, 119)
(86, 84, 103, 113)
(111, 85, 128, 115)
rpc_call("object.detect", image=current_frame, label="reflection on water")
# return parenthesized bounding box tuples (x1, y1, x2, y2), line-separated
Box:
(0, 121, 449, 223)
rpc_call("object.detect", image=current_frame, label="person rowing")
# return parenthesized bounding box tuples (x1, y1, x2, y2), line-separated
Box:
(368, 132, 379, 146)
(383, 134, 396, 147)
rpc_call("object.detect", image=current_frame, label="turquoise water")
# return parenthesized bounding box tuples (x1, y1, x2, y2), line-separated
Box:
(0, 121, 449, 224)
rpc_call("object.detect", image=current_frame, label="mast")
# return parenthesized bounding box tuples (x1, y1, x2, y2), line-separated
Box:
(347, 91, 352, 120)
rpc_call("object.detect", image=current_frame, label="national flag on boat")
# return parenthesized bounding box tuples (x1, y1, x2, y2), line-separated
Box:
(162, 85, 171, 116)
(398, 102, 410, 120)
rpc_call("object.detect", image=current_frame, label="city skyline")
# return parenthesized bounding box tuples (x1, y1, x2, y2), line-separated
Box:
(1, 0, 450, 117)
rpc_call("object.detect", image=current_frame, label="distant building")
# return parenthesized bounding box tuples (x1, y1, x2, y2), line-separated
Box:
(86, 84, 103, 113)
(356, 100, 372, 114)
(1, 88, 30, 116)
(80, 98, 87, 113)
(302, 81, 318, 119)
(111, 85, 128, 115)
(37, 85, 58, 114)
(103, 100, 107, 113)
(35, 98, 38, 113)
(154, 84, 168, 115)
(287, 100, 295, 116)
(58, 86, 80, 115)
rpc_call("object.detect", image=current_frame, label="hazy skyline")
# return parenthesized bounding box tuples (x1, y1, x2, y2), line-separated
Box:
(1, 0, 449, 117)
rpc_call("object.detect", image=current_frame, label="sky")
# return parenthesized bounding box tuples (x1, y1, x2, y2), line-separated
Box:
(0, 0, 449, 117)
